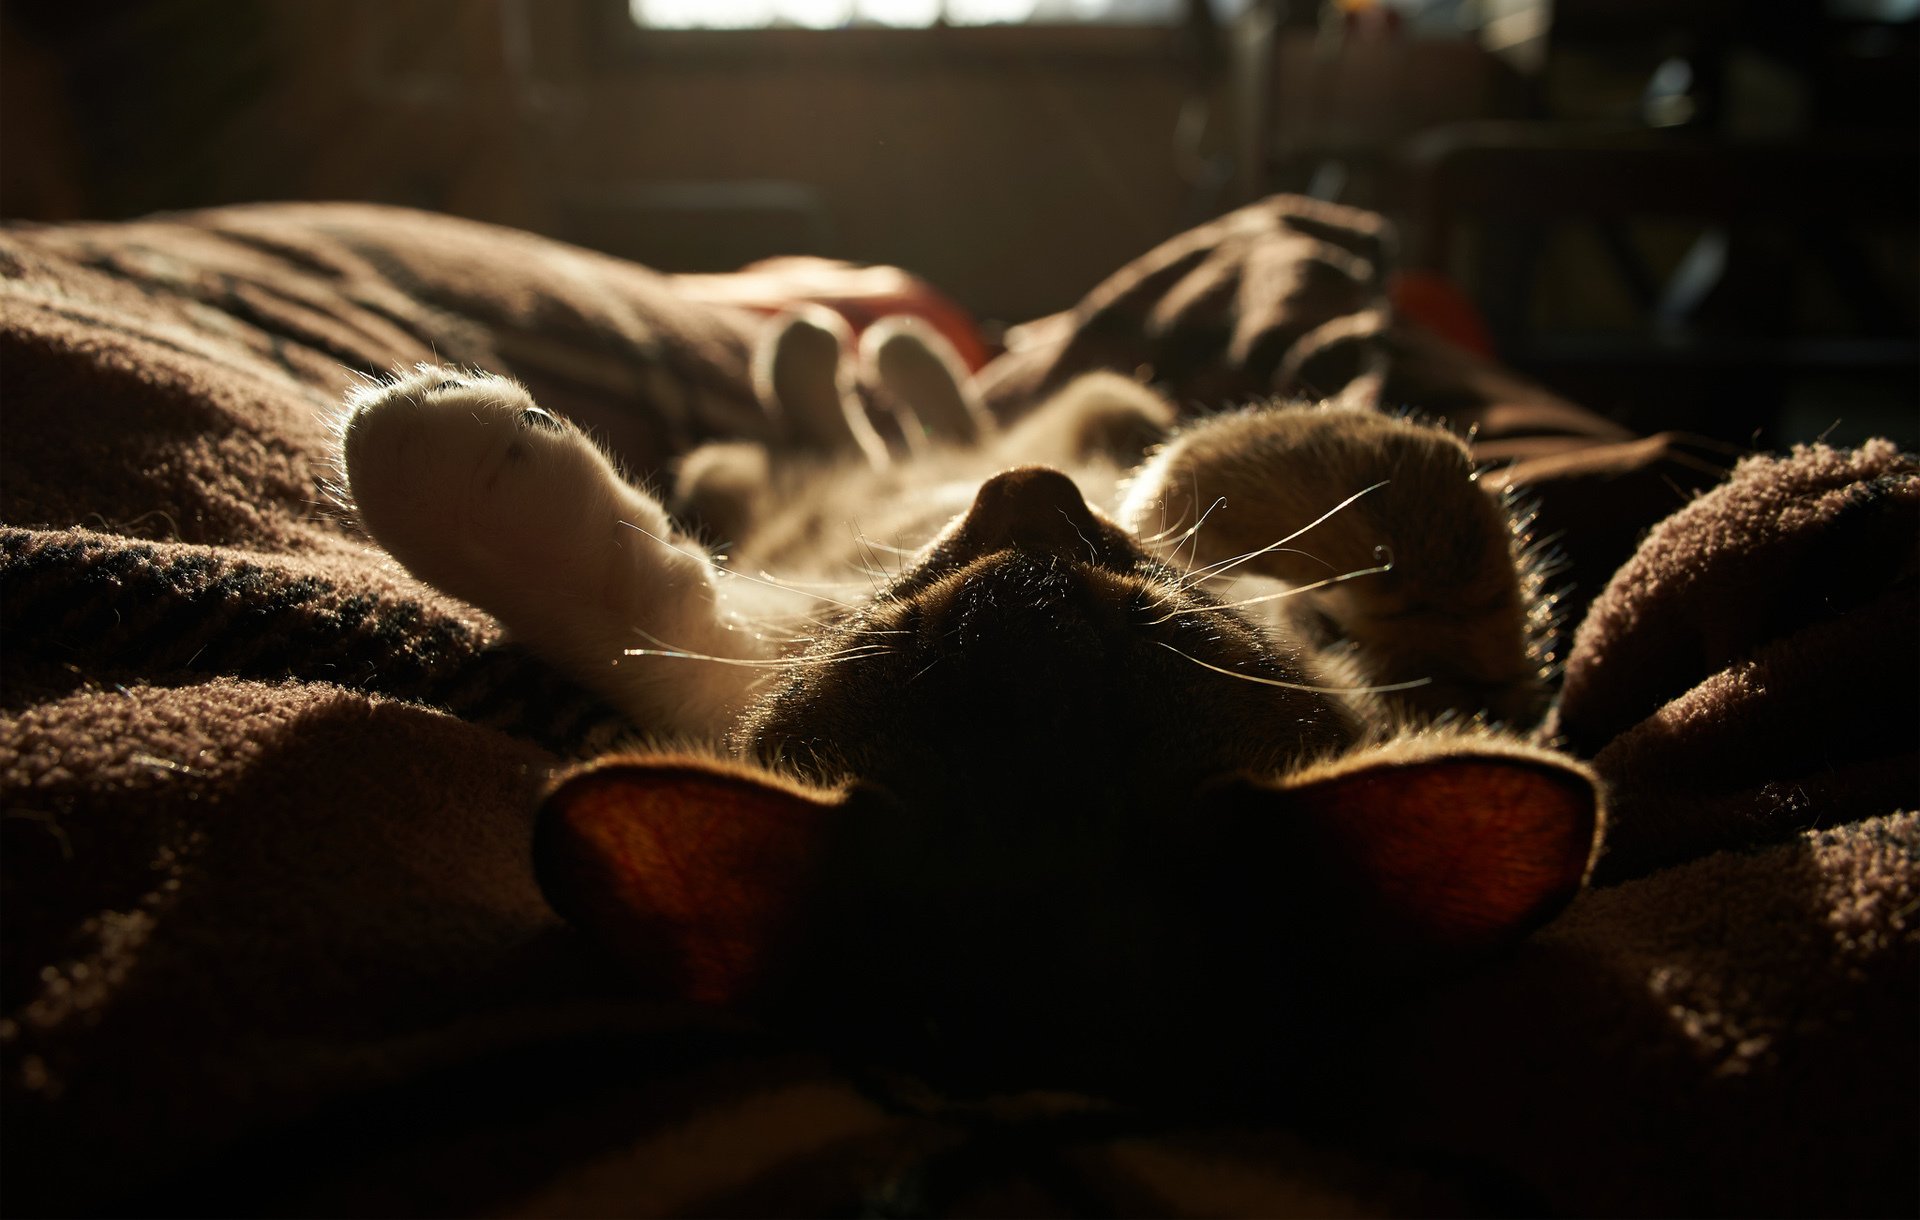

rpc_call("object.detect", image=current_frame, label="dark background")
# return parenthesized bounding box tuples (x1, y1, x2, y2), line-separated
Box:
(3, 0, 1914, 447)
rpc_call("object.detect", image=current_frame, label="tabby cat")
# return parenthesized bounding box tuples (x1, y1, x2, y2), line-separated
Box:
(341, 309, 1599, 1098)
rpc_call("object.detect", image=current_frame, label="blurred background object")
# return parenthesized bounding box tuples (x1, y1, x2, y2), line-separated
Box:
(2, 0, 1913, 446)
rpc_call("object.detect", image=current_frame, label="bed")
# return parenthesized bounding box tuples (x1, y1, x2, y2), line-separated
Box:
(2, 196, 1913, 1216)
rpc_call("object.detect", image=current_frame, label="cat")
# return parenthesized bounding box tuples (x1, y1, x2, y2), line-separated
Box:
(341, 307, 1600, 1098)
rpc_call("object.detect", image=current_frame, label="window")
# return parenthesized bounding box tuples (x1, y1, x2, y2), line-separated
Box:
(628, 0, 1195, 30)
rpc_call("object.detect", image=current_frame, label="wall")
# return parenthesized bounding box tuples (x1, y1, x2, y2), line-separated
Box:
(0, 0, 1216, 325)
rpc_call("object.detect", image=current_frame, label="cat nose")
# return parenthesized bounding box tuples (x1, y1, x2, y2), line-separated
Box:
(955, 467, 1103, 560)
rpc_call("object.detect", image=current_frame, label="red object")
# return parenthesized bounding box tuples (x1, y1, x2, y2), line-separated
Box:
(1390, 269, 1497, 359)
(674, 256, 994, 372)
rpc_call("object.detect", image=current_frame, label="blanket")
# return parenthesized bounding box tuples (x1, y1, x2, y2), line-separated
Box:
(1, 199, 1914, 1217)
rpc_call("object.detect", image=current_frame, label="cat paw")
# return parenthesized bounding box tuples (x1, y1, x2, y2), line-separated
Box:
(341, 365, 642, 612)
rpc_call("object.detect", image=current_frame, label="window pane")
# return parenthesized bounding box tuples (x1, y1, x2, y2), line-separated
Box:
(860, 0, 943, 23)
(629, 0, 1187, 27)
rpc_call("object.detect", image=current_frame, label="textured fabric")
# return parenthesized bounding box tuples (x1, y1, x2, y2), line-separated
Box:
(2, 202, 1914, 1217)
(1554, 439, 1920, 880)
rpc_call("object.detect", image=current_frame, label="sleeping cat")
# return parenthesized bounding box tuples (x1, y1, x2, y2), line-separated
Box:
(341, 309, 1599, 1097)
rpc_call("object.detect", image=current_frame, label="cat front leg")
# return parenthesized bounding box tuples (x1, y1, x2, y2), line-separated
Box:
(1119, 402, 1545, 727)
(342, 365, 771, 737)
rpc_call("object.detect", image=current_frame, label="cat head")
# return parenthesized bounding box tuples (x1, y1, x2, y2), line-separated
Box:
(737, 464, 1362, 812)
(535, 465, 1601, 1096)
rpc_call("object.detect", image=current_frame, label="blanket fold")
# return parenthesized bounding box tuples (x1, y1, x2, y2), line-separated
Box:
(1555, 439, 1920, 880)
(0, 527, 619, 751)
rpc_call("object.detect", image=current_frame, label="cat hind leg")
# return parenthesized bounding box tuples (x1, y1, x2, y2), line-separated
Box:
(858, 315, 992, 447)
(755, 307, 891, 467)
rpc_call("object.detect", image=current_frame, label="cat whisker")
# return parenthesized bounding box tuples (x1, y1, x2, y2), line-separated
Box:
(620, 622, 890, 670)
(847, 521, 894, 600)
(1059, 509, 1100, 565)
(1130, 487, 1175, 545)
(792, 643, 897, 666)
(907, 654, 948, 684)
(728, 613, 913, 649)
(1174, 546, 1333, 592)
(1137, 491, 1199, 544)
(619, 518, 865, 612)
(732, 622, 829, 647)
(1153, 641, 1432, 696)
(1150, 560, 1394, 625)
(619, 646, 890, 669)
(1176, 480, 1388, 589)
(1174, 479, 1217, 572)
(749, 571, 870, 592)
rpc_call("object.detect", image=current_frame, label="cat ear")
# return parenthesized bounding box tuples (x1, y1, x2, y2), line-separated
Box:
(533, 755, 856, 1006)
(1200, 741, 1601, 975)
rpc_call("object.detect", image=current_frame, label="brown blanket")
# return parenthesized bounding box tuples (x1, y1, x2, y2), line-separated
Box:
(2, 201, 1914, 1217)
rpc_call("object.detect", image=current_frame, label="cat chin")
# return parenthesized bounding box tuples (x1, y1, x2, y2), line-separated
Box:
(531, 735, 1600, 1099)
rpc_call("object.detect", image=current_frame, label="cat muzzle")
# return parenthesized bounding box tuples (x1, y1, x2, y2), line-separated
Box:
(943, 465, 1129, 570)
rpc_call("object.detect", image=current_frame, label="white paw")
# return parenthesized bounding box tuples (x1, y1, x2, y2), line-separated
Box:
(342, 364, 647, 616)
(341, 364, 767, 734)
